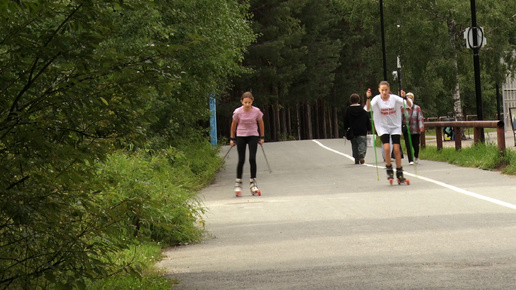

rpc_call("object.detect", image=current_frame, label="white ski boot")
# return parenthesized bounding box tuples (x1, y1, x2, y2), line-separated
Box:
(234, 179, 243, 197)
(250, 178, 261, 196)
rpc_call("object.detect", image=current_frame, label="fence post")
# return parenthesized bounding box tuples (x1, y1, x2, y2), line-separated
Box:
(435, 126, 443, 150)
(497, 121, 506, 154)
(454, 127, 462, 150)
(474, 127, 482, 143)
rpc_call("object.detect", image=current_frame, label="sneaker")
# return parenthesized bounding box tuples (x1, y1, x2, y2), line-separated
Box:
(409, 161, 414, 165)
(415, 158, 419, 164)
(360, 158, 365, 164)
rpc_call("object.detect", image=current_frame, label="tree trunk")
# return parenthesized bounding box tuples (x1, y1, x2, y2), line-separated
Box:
(265, 104, 275, 141)
(314, 101, 320, 139)
(263, 104, 269, 139)
(275, 100, 281, 140)
(452, 63, 463, 120)
(306, 102, 313, 140)
(333, 106, 339, 138)
(281, 102, 288, 140)
(319, 99, 327, 139)
(447, 19, 464, 120)
(286, 105, 292, 138)
(327, 107, 333, 138)
(297, 103, 301, 140)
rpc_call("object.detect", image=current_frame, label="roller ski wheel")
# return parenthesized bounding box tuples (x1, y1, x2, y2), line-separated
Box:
(396, 168, 409, 185)
(234, 179, 243, 197)
(397, 178, 410, 185)
(386, 165, 394, 185)
(250, 178, 261, 196)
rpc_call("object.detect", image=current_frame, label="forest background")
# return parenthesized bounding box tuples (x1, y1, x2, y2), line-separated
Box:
(1, 0, 516, 288)
(221, 0, 516, 141)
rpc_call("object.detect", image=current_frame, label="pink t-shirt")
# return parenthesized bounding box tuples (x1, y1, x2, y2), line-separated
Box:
(233, 106, 263, 137)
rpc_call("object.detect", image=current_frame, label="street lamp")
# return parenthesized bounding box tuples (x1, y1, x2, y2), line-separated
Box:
(470, 0, 485, 141)
(380, 0, 387, 81)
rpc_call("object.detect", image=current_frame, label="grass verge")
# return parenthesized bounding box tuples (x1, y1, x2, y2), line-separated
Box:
(83, 141, 221, 289)
(86, 243, 175, 289)
(420, 142, 516, 175)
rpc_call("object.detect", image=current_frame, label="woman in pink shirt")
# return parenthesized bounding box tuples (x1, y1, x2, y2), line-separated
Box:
(230, 92, 265, 196)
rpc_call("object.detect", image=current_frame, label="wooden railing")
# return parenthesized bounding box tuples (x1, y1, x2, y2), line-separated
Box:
(422, 120, 505, 153)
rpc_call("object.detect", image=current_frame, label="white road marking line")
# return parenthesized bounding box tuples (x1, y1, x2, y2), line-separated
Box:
(312, 140, 516, 210)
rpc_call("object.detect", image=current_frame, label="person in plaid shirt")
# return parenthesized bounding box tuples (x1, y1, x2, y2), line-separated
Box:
(402, 92, 425, 164)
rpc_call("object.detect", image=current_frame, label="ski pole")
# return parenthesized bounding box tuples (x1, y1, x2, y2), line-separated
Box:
(368, 89, 379, 181)
(370, 110, 379, 181)
(219, 145, 233, 168)
(259, 143, 272, 173)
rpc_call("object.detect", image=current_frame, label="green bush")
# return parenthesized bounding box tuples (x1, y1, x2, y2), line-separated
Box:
(0, 141, 220, 288)
(94, 143, 220, 246)
(86, 243, 174, 290)
(500, 149, 516, 175)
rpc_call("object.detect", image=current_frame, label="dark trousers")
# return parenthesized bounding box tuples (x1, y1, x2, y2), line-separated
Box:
(236, 136, 259, 179)
(403, 131, 421, 162)
(351, 135, 367, 164)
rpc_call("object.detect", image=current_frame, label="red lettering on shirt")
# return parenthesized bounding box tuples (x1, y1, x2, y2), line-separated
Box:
(380, 108, 396, 115)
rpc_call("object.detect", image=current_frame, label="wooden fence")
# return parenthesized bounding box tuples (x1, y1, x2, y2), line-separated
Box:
(422, 120, 505, 153)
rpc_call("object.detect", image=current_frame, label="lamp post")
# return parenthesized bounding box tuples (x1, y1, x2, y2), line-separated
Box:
(397, 55, 402, 93)
(470, 0, 484, 141)
(380, 0, 387, 81)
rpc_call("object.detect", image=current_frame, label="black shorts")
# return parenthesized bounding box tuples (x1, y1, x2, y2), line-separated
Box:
(380, 134, 401, 145)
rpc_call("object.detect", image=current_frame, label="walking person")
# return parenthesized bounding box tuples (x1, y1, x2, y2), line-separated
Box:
(366, 82, 412, 183)
(402, 92, 425, 165)
(230, 92, 265, 197)
(344, 93, 372, 164)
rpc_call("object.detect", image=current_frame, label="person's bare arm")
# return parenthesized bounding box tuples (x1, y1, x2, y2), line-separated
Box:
(258, 119, 265, 145)
(230, 119, 238, 147)
(366, 88, 372, 111)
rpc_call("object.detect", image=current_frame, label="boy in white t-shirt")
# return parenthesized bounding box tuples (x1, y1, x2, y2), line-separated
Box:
(366, 81, 412, 182)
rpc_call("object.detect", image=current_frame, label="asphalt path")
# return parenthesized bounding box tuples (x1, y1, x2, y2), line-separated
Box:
(158, 139, 516, 289)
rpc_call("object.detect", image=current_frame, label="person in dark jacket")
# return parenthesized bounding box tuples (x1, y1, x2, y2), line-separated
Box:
(344, 93, 372, 164)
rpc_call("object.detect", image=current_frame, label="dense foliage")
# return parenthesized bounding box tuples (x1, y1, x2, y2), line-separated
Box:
(0, 0, 252, 288)
(220, 0, 516, 141)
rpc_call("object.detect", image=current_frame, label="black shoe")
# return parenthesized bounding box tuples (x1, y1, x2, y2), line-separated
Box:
(386, 164, 394, 179)
(396, 167, 406, 182)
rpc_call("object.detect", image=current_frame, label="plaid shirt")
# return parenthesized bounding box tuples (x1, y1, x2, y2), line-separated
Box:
(402, 104, 424, 134)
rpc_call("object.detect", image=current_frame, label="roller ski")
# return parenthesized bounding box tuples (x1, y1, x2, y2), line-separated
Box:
(396, 167, 410, 185)
(386, 165, 394, 185)
(250, 178, 261, 196)
(234, 179, 243, 197)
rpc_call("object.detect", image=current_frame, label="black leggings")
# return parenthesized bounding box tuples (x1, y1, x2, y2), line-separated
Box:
(236, 136, 259, 179)
(403, 131, 421, 162)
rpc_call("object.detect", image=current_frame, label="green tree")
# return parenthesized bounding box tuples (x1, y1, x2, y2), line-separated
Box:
(229, 0, 308, 141)
(149, 0, 255, 146)
(228, 0, 345, 141)
(0, 0, 253, 287)
(290, 0, 343, 139)
(386, 0, 516, 119)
